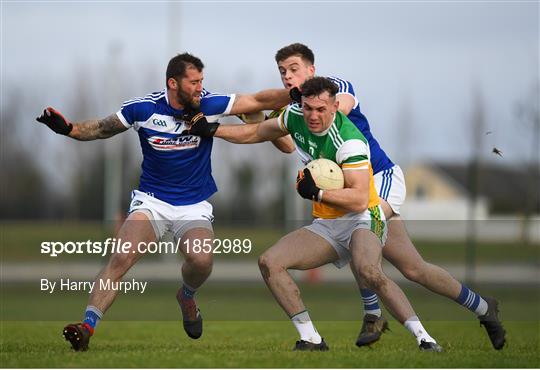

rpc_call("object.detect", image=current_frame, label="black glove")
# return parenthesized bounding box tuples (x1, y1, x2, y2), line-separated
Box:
(36, 107, 73, 135)
(296, 169, 321, 201)
(179, 106, 219, 137)
(289, 87, 302, 104)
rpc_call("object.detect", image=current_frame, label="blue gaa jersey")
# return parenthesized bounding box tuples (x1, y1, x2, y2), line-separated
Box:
(116, 89, 235, 206)
(327, 76, 394, 175)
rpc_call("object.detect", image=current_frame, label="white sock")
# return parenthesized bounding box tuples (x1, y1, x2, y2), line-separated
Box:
(291, 310, 322, 344)
(475, 298, 488, 316)
(404, 316, 436, 345)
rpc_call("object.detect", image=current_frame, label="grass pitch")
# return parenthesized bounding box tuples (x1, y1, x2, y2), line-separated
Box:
(1, 282, 539, 368)
(1, 320, 538, 368)
(1, 222, 538, 367)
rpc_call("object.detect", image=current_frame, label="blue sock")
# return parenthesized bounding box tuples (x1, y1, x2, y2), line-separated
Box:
(83, 306, 103, 331)
(360, 289, 382, 316)
(455, 284, 488, 315)
(182, 283, 197, 299)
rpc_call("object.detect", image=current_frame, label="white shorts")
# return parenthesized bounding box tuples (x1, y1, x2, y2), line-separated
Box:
(128, 190, 214, 241)
(304, 205, 387, 269)
(374, 165, 406, 215)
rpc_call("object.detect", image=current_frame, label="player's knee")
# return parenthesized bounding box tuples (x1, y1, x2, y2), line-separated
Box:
(258, 253, 284, 278)
(359, 265, 387, 292)
(186, 253, 213, 272)
(258, 254, 271, 277)
(108, 252, 138, 277)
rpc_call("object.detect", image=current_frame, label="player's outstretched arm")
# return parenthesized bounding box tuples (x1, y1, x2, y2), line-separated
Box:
(297, 168, 370, 213)
(69, 114, 128, 141)
(237, 111, 295, 153)
(229, 89, 290, 115)
(256, 117, 289, 142)
(214, 118, 287, 144)
(214, 123, 260, 143)
(36, 108, 128, 141)
(271, 134, 295, 153)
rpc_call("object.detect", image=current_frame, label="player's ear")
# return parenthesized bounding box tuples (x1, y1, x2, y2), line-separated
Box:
(334, 98, 339, 112)
(167, 77, 178, 90)
(308, 64, 315, 77)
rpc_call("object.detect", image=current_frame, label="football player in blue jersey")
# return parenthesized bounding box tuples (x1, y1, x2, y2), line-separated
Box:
(270, 43, 505, 350)
(36, 53, 294, 351)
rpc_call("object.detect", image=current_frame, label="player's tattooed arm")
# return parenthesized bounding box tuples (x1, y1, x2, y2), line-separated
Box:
(69, 114, 128, 141)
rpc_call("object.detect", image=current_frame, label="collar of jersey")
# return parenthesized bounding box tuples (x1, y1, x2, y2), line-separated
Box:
(164, 89, 170, 105)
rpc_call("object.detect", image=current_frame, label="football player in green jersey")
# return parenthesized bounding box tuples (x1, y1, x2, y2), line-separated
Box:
(236, 43, 505, 351)
(188, 77, 442, 352)
(272, 43, 504, 350)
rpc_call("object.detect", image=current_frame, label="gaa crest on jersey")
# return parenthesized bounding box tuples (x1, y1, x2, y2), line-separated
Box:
(294, 132, 305, 144)
(147, 135, 201, 151)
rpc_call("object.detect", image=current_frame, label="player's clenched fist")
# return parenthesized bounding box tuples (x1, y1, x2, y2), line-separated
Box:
(36, 107, 73, 135)
(180, 107, 219, 137)
(296, 168, 322, 201)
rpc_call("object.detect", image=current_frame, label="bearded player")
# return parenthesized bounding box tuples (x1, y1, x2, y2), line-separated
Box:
(36, 53, 292, 351)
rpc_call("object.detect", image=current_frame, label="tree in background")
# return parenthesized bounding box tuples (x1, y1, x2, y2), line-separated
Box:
(0, 89, 52, 219)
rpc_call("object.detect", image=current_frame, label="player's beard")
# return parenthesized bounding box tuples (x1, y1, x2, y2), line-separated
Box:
(176, 88, 201, 110)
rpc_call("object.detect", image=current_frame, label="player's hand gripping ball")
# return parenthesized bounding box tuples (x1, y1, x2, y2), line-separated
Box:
(296, 168, 320, 200)
(304, 158, 344, 190)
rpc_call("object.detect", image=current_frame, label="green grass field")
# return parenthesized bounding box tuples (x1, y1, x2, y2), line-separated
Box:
(1, 321, 538, 368)
(1, 282, 539, 367)
(2, 222, 539, 367)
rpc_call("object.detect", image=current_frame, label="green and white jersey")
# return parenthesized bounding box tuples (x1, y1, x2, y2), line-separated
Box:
(278, 104, 380, 219)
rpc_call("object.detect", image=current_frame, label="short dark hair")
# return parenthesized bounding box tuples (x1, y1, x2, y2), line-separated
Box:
(166, 53, 204, 86)
(275, 43, 315, 65)
(300, 77, 338, 99)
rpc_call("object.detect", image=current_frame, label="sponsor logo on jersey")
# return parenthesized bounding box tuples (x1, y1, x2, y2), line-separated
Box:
(308, 140, 318, 148)
(148, 135, 201, 151)
(294, 132, 305, 144)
